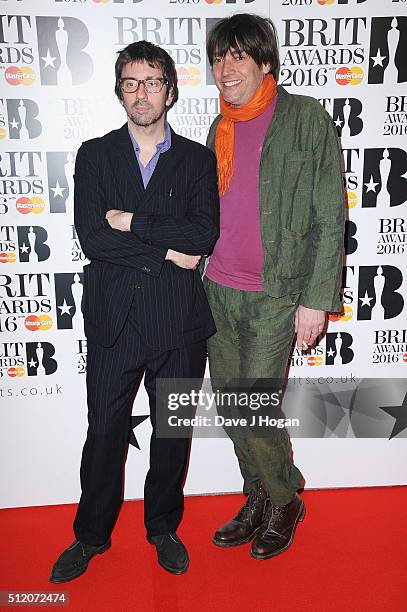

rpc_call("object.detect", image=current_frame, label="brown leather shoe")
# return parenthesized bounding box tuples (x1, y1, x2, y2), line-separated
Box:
(251, 493, 305, 560)
(212, 482, 270, 547)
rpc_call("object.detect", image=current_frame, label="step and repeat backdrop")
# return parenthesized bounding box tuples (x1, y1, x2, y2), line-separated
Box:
(1, 0, 406, 508)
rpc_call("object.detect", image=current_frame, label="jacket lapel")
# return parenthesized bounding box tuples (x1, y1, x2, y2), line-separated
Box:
(262, 86, 290, 149)
(142, 127, 180, 204)
(114, 124, 145, 205)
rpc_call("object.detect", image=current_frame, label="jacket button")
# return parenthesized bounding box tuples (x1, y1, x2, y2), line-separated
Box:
(141, 266, 151, 273)
(129, 284, 142, 289)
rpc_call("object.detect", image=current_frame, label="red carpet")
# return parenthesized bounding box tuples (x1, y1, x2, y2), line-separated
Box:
(1, 488, 406, 612)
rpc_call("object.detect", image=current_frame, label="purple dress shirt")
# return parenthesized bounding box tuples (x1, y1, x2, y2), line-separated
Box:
(128, 121, 172, 188)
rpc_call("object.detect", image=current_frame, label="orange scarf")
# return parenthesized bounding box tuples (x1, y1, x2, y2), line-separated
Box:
(215, 74, 277, 195)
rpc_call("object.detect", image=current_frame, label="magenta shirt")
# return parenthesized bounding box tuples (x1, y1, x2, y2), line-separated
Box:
(206, 98, 277, 291)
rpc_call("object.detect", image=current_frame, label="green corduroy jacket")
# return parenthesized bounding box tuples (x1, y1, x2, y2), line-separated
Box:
(205, 85, 345, 313)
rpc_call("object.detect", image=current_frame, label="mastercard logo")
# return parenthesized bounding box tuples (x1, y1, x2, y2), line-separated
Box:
(346, 191, 358, 209)
(205, 0, 222, 3)
(328, 305, 353, 322)
(317, 0, 335, 4)
(0, 252, 17, 264)
(176, 67, 201, 86)
(16, 196, 46, 215)
(92, 0, 110, 3)
(307, 355, 323, 366)
(335, 66, 364, 86)
(5, 66, 36, 86)
(403, 353, 407, 364)
(0, 127, 6, 140)
(8, 367, 25, 377)
(24, 314, 53, 331)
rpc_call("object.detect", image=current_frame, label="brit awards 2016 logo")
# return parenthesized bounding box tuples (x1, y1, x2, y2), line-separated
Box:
(0, 14, 36, 86)
(0, 341, 57, 379)
(290, 332, 354, 367)
(171, 97, 219, 141)
(318, 98, 363, 137)
(372, 329, 407, 367)
(342, 147, 361, 210)
(0, 272, 52, 333)
(0, 151, 44, 217)
(70, 225, 87, 264)
(36, 16, 93, 86)
(46, 152, 75, 214)
(376, 218, 406, 257)
(0, 98, 41, 140)
(383, 96, 407, 137)
(115, 17, 202, 86)
(357, 265, 404, 322)
(62, 98, 101, 142)
(54, 272, 84, 333)
(76, 338, 86, 375)
(368, 17, 407, 85)
(279, 17, 366, 88)
(291, 344, 324, 367)
(362, 148, 407, 209)
(0, 225, 50, 264)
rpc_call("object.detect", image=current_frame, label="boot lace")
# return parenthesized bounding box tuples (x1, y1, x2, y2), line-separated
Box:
(235, 486, 261, 522)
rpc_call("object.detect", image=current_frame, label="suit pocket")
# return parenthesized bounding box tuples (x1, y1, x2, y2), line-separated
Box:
(279, 226, 313, 279)
(283, 152, 314, 235)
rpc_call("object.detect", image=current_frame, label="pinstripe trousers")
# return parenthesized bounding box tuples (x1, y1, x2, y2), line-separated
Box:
(73, 303, 206, 546)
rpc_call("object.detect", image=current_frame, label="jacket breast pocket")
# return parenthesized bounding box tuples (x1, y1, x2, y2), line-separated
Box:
(279, 226, 313, 279)
(283, 152, 314, 235)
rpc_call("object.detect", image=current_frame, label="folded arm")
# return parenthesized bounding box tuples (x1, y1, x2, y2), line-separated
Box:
(128, 150, 220, 255)
(74, 142, 167, 277)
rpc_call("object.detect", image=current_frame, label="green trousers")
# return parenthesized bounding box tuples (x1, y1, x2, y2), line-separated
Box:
(204, 277, 304, 506)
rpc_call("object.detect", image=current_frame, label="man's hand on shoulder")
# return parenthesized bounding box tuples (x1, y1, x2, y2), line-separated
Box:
(165, 249, 202, 270)
(105, 209, 133, 232)
(295, 305, 326, 351)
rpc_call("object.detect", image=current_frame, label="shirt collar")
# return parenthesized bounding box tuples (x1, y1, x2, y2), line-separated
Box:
(128, 121, 172, 154)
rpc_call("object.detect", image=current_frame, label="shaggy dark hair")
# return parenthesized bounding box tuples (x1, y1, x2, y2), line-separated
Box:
(114, 40, 178, 109)
(206, 13, 280, 80)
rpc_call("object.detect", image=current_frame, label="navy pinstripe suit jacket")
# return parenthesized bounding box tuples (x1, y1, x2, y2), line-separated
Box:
(74, 123, 220, 350)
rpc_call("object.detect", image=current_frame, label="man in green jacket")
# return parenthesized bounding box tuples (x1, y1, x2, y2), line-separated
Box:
(204, 14, 345, 560)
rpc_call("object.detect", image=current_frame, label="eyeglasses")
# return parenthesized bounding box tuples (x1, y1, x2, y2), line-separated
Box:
(120, 77, 168, 94)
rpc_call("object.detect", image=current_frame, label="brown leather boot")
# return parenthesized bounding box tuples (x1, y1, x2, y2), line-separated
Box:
(212, 482, 270, 547)
(251, 493, 305, 560)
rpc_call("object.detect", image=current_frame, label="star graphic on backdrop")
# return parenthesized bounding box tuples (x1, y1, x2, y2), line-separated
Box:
(326, 348, 335, 358)
(307, 386, 356, 436)
(334, 117, 343, 128)
(371, 49, 386, 68)
(9, 118, 19, 130)
(28, 359, 37, 368)
(379, 392, 407, 439)
(129, 415, 149, 450)
(51, 180, 66, 198)
(58, 299, 73, 315)
(41, 49, 56, 68)
(364, 176, 379, 193)
(359, 290, 373, 307)
(20, 243, 29, 254)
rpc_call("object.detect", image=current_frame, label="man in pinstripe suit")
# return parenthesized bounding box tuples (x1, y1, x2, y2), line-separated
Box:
(50, 41, 219, 581)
